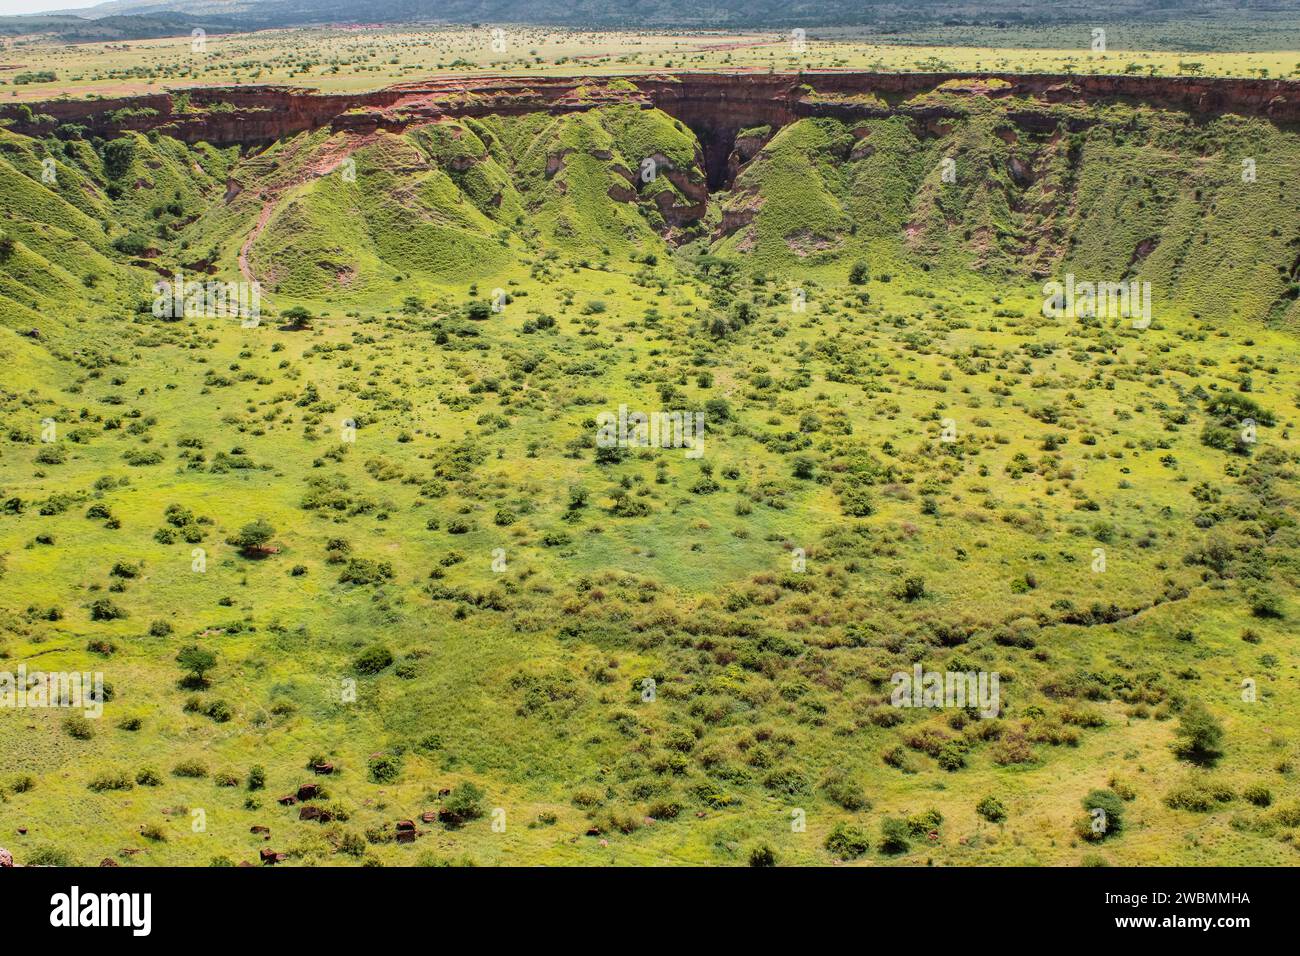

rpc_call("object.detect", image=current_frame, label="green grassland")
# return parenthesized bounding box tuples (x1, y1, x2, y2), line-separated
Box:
(1, 26, 1298, 105)
(1, 80, 1299, 867)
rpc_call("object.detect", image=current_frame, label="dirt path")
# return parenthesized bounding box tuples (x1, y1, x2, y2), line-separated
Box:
(236, 131, 379, 286)
(237, 199, 276, 285)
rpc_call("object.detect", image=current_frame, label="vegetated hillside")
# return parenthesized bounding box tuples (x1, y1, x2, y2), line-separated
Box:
(0, 79, 1298, 867)
(10, 76, 1297, 329)
(712, 91, 1300, 327)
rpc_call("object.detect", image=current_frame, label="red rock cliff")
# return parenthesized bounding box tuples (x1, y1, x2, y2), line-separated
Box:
(4, 72, 1296, 179)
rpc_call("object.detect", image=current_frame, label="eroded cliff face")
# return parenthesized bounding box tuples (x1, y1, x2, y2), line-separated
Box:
(6, 72, 1298, 186)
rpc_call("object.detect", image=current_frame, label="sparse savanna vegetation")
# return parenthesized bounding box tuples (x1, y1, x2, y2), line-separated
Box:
(0, 26, 1297, 869)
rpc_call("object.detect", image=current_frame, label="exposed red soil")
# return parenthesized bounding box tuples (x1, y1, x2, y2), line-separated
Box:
(5, 71, 1297, 151)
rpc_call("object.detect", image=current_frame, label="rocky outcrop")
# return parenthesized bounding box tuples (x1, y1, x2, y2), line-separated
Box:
(727, 126, 773, 184)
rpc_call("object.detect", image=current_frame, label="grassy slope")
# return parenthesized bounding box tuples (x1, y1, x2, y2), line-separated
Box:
(716, 101, 1300, 329)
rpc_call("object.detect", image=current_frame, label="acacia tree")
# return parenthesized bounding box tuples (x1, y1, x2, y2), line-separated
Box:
(226, 518, 276, 556)
(281, 305, 312, 330)
(176, 645, 217, 688)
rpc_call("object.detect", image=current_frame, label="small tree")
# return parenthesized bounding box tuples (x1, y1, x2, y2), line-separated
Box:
(1172, 700, 1224, 763)
(0, 229, 14, 263)
(567, 485, 589, 511)
(176, 645, 217, 688)
(226, 518, 275, 556)
(281, 305, 312, 331)
(849, 260, 870, 284)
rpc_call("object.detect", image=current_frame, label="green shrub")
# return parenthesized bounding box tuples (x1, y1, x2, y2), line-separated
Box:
(879, 817, 910, 854)
(88, 598, 126, 621)
(88, 770, 133, 792)
(102, 137, 136, 179)
(1164, 785, 1214, 812)
(820, 769, 869, 811)
(204, 699, 232, 723)
(976, 795, 1007, 823)
(339, 832, 367, 857)
(63, 714, 93, 740)
(354, 644, 394, 675)
(27, 845, 72, 867)
(893, 576, 927, 601)
(368, 753, 402, 783)
(1243, 784, 1272, 807)
(440, 782, 485, 825)
(140, 823, 166, 842)
(762, 766, 808, 796)
(824, 821, 870, 859)
(1080, 788, 1125, 839)
(748, 843, 777, 867)
(907, 807, 944, 836)
(1248, 589, 1284, 619)
(338, 557, 394, 585)
(1172, 700, 1224, 763)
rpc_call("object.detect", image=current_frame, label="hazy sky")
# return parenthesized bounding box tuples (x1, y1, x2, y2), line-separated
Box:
(0, 0, 102, 14)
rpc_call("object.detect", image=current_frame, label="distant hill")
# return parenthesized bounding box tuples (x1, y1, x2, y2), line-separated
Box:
(3, 0, 1295, 50)
(9, 0, 1289, 33)
(0, 12, 236, 40)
